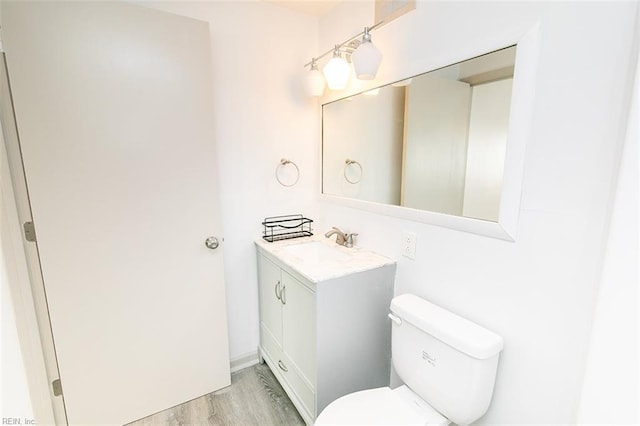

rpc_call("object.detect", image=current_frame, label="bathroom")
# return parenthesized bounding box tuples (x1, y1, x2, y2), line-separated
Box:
(1, 0, 638, 425)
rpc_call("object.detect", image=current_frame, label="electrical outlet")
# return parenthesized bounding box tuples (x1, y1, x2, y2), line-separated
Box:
(401, 231, 417, 260)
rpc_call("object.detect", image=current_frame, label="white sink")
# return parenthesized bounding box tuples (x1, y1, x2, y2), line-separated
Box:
(280, 241, 349, 263)
(256, 237, 395, 283)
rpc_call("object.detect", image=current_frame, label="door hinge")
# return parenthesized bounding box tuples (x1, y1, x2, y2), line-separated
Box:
(23, 221, 36, 242)
(52, 378, 63, 397)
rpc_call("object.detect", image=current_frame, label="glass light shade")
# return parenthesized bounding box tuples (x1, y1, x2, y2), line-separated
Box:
(304, 67, 326, 97)
(352, 40, 382, 80)
(323, 55, 350, 90)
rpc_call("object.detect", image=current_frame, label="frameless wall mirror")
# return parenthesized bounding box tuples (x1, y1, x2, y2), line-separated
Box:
(321, 40, 537, 241)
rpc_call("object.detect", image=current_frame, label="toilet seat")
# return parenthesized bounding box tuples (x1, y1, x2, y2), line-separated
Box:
(315, 385, 450, 425)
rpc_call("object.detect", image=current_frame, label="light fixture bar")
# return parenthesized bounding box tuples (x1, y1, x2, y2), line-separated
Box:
(303, 20, 385, 68)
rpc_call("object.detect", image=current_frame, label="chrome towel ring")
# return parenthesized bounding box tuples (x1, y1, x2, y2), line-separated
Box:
(276, 158, 300, 187)
(344, 159, 363, 184)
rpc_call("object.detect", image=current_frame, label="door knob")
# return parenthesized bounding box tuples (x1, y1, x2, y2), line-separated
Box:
(205, 236, 219, 250)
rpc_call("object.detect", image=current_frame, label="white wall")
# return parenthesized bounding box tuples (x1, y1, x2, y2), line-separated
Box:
(141, 1, 319, 362)
(317, 1, 638, 424)
(576, 36, 639, 424)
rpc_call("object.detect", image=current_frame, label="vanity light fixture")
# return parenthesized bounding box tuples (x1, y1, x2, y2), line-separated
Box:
(351, 27, 382, 80)
(303, 21, 385, 95)
(323, 45, 351, 90)
(303, 58, 326, 97)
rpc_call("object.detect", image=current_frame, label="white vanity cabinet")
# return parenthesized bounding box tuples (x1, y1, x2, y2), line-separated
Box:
(255, 239, 396, 424)
(257, 255, 317, 415)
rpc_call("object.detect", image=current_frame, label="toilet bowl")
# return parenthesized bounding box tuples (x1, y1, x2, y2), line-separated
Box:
(315, 294, 503, 426)
(315, 385, 449, 425)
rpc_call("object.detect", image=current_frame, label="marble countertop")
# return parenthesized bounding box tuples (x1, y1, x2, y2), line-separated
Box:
(255, 235, 396, 283)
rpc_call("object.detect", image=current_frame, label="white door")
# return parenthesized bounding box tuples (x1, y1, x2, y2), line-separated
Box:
(2, 2, 231, 424)
(1, 54, 67, 425)
(401, 76, 472, 214)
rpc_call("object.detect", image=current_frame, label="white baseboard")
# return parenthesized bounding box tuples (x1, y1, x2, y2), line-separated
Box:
(230, 350, 260, 373)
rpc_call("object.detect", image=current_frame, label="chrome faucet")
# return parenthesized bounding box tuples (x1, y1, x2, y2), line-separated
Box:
(325, 227, 358, 248)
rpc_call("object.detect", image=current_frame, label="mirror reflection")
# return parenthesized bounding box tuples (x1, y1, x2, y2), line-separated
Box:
(322, 46, 516, 222)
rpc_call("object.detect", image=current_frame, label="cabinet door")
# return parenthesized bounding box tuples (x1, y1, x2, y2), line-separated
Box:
(257, 255, 283, 358)
(282, 271, 316, 387)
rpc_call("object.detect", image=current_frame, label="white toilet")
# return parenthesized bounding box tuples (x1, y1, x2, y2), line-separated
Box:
(315, 294, 504, 426)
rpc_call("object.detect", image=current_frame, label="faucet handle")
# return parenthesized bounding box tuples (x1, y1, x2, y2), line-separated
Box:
(344, 233, 358, 248)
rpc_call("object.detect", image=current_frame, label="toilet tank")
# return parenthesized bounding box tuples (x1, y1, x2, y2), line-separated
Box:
(390, 294, 503, 426)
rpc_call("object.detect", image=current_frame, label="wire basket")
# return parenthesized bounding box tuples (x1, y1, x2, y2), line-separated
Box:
(262, 214, 313, 243)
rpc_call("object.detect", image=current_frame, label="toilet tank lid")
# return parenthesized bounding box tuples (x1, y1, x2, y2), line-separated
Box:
(391, 294, 504, 359)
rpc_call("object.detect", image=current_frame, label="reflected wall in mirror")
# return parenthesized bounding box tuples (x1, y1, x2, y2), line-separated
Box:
(322, 46, 516, 223)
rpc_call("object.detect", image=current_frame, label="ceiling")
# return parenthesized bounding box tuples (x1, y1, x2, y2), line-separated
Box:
(262, 0, 341, 17)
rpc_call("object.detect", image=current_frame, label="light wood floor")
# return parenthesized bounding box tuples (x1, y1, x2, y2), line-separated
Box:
(127, 363, 305, 425)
